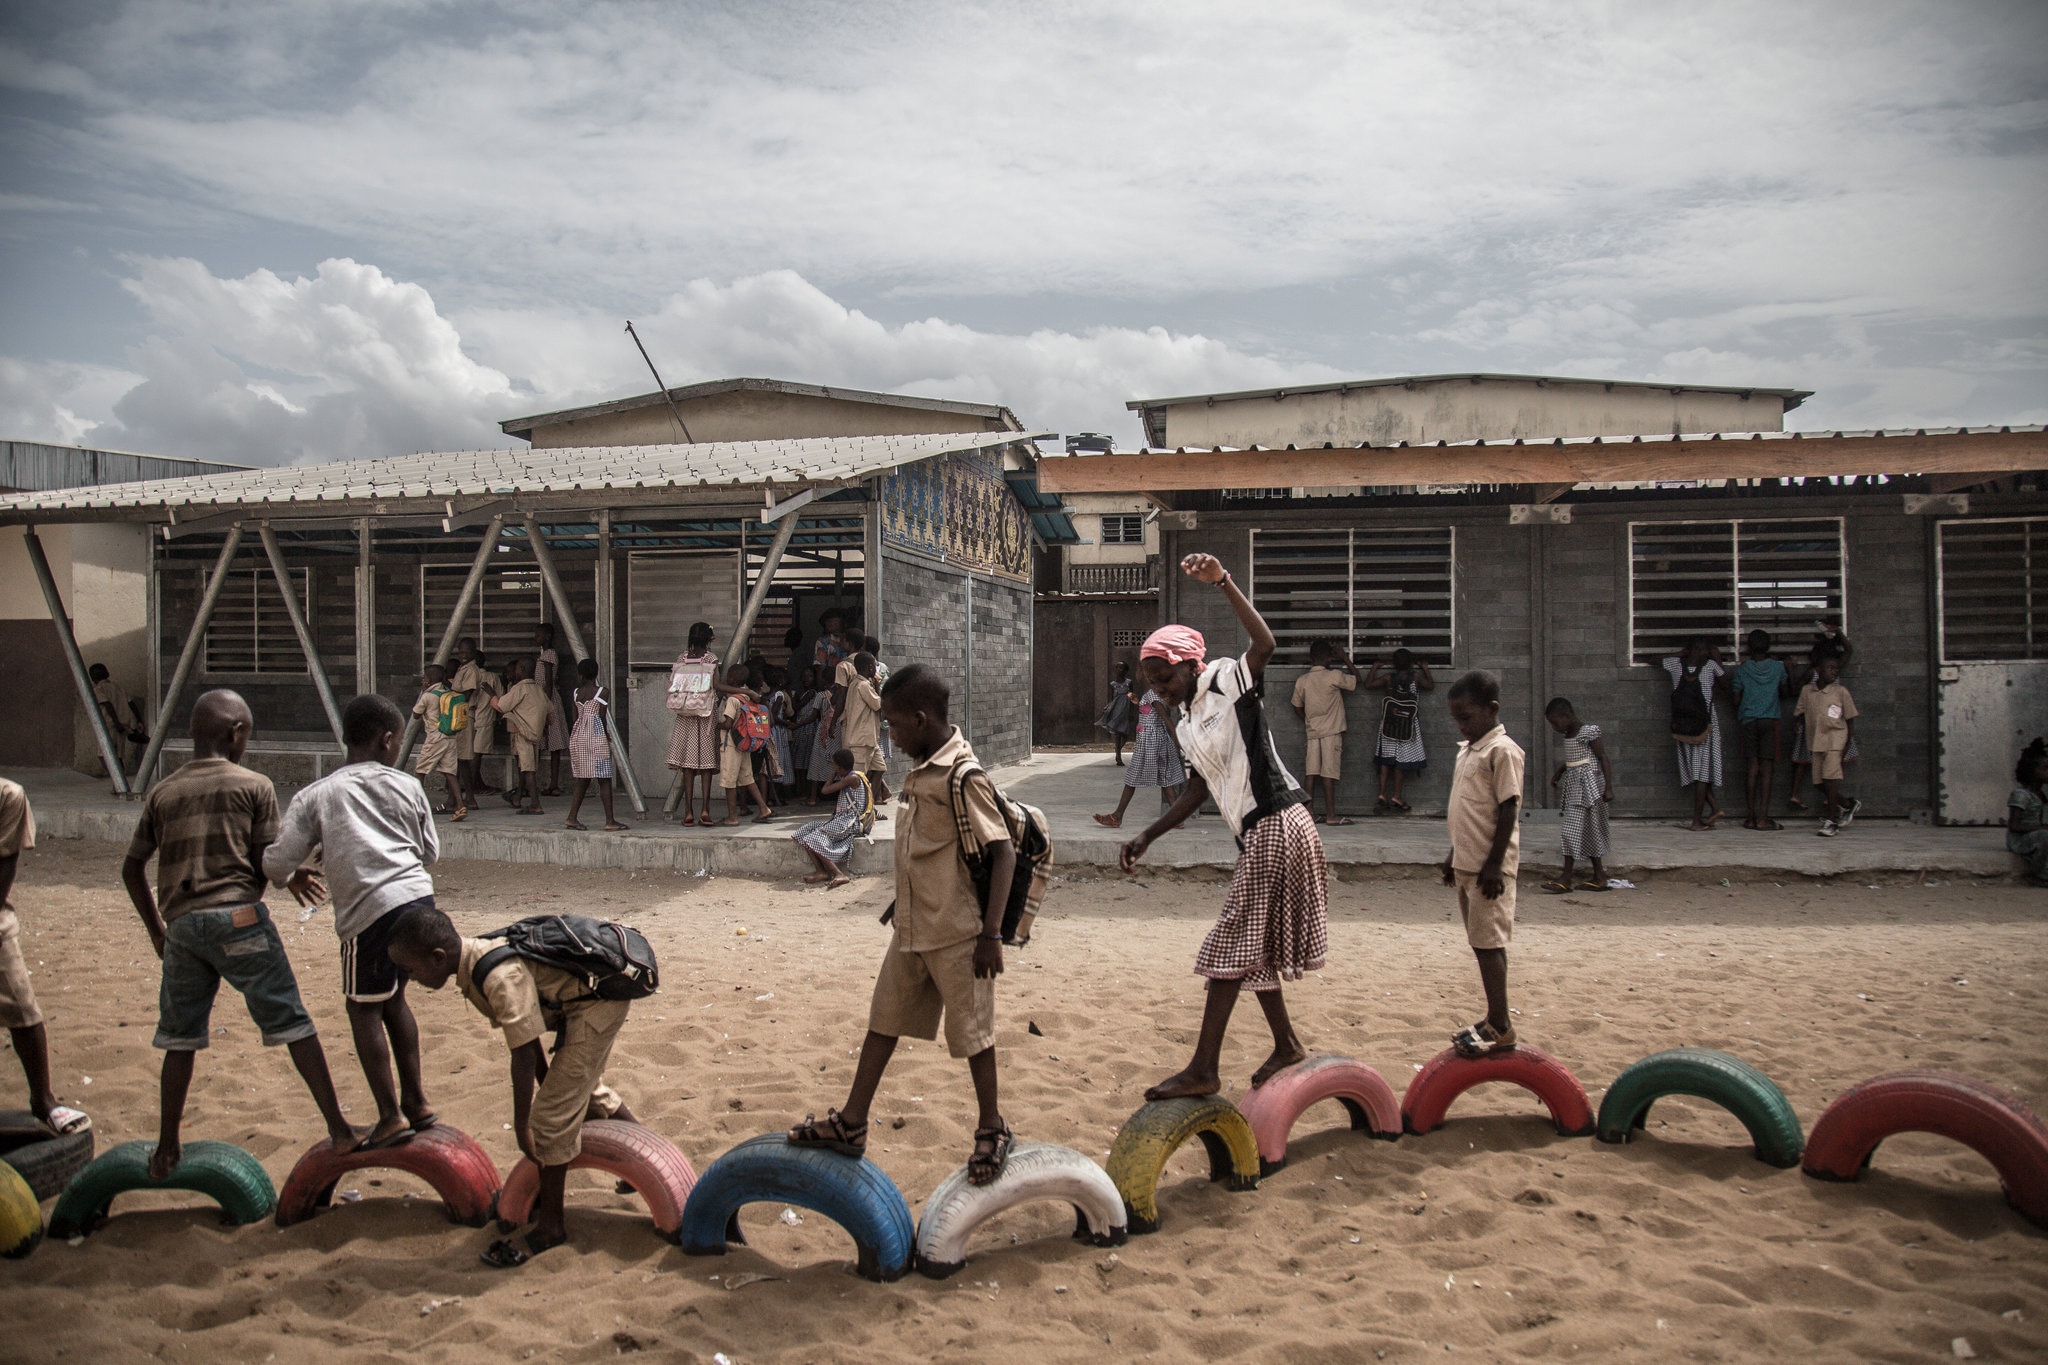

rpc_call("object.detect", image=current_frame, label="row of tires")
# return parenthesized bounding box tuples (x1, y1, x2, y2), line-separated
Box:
(6, 1048, 2046, 1278)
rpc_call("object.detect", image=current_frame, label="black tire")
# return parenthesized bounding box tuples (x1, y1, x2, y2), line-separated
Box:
(0, 1109, 95, 1203)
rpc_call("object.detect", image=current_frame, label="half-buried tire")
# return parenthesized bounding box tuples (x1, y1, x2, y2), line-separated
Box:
(1801, 1069, 2048, 1227)
(914, 1141, 1126, 1279)
(679, 1133, 916, 1281)
(494, 1119, 697, 1243)
(49, 1139, 276, 1239)
(1236, 1055, 1401, 1175)
(1105, 1095, 1261, 1235)
(0, 1158, 42, 1259)
(277, 1124, 502, 1228)
(1595, 1048, 1804, 1167)
(1401, 1045, 1597, 1138)
(0, 1109, 94, 1202)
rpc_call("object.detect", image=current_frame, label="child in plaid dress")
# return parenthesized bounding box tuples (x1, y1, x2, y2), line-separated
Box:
(564, 659, 627, 832)
(1119, 553, 1328, 1101)
(1092, 687, 1185, 829)
(1543, 698, 1612, 893)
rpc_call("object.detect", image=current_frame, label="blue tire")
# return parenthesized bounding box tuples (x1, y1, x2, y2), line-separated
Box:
(49, 1140, 276, 1239)
(679, 1133, 916, 1282)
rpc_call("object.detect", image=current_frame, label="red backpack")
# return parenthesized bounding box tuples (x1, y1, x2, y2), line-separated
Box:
(734, 699, 773, 753)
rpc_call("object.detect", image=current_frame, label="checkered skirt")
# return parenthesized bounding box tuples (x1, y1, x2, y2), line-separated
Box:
(1194, 802, 1329, 990)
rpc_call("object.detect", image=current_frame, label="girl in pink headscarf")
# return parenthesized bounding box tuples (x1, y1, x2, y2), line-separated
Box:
(1121, 553, 1331, 1100)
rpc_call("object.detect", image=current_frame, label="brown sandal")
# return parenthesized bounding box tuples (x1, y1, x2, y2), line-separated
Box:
(967, 1122, 1014, 1186)
(787, 1109, 867, 1158)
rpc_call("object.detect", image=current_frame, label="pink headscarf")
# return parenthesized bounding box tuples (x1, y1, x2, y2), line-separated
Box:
(1139, 625, 1207, 667)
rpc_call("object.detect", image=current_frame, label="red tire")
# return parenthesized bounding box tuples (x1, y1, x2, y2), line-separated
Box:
(1401, 1045, 1596, 1138)
(494, 1120, 698, 1243)
(1801, 1069, 2048, 1227)
(1237, 1054, 1401, 1174)
(275, 1124, 502, 1228)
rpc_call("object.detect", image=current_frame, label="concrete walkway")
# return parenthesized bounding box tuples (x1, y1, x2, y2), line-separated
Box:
(5, 754, 2026, 883)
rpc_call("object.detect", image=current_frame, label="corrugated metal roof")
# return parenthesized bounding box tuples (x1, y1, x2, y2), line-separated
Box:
(1127, 372, 1816, 414)
(501, 377, 1022, 437)
(0, 439, 250, 492)
(0, 430, 1044, 517)
(1115, 424, 2044, 455)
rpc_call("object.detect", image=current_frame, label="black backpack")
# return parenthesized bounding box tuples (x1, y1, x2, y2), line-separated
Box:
(1670, 668, 1712, 738)
(880, 760, 1055, 947)
(474, 914, 659, 1004)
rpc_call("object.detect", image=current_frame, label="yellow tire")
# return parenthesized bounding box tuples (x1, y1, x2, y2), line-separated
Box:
(1, 1158, 43, 1259)
(1105, 1094, 1260, 1234)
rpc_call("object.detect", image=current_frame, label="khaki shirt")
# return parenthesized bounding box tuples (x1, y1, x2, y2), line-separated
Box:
(496, 679, 552, 744)
(0, 778, 35, 909)
(1448, 724, 1524, 875)
(1797, 682, 1858, 753)
(457, 935, 595, 1052)
(1290, 667, 1357, 738)
(842, 678, 882, 749)
(893, 728, 1011, 952)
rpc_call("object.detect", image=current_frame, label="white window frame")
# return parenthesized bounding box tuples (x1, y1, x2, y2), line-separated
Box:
(1625, 516, 1847, 667)
(1935, 515, 2046, 663)
(1099, 512, 1146, 545)
(1247, 525, 1457, 667)
(203, 566, 311, 677)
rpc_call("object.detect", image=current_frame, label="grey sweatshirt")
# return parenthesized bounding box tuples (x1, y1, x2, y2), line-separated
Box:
(262, 761, 439, 940)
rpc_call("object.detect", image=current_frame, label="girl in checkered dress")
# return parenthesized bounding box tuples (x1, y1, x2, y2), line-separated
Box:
(1118, 554, 1329, 1103)
(564, 658, 627, 832)
(1543, 697, 1611, 893)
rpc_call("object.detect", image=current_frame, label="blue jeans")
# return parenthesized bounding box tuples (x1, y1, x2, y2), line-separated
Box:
(154, 902, 319, 1051)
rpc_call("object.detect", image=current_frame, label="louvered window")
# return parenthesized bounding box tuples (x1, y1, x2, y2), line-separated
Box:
(1938, 517, 2046, 661)
(1628, 518, 1845, 665)
(204, 568, 310, 675)
(1249, 527, 1454, 667)
(420, 563, 546, 665)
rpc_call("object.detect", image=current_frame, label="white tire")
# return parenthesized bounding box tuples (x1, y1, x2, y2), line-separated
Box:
(914, 1141, 1127, 1279)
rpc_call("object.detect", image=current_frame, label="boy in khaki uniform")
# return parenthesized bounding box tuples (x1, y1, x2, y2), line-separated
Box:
(840, 652, 884, 781)
(1438, 670, 1525, 1059)
(385, 900, 637, 1267)
(790, 663, 1019, 1185)
(1798, 653, 1861, 837)
(1290, 638, 1359, 825)
(494, 658, 551, 814)
(0, 778, 90, 1136)
(450, 636, 498, 804)
(411, 664, 467, 819)
(717, 664, 776, 824)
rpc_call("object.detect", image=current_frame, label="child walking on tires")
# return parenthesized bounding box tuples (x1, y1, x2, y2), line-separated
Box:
(1439, 670, 1526, 1058)
(788, 664, 1019, 1186)
(1118, 554, 1329, 1099)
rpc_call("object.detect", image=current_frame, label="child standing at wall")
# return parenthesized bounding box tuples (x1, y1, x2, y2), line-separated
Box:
(1788, 625, 1856, 814)
(0, 777, 91, 1137)
(1439, 670, 1525, 1056)
(788, 664, 1017, 1183)
(1092, 685, 1185, 829)
(1729, 629, 1790, 831)
(665, 622, 722, 827)
(121, 690, 368, 1179)
(1663, 638, 1725, 831)
(263, 693, 441, 1150)
(451, 637, 491, 808)
(533, 623, 571, 798)
(1096, 661, 1136, 764)
(841, 652, 889, 817)
(1291, 638, 1359, 825)
(2009, 739, 2048, 886)
(1542, 697, 1611, 893)
(494, 658, 551, 815)
(718, 664, 776, 825)
(565, 658, 627, 832)
(1119, 554, 1329, 1098)
(1797, 653, 1861, 837)
(1364, 649, 1432, 813)
(411, 664, 468, 821)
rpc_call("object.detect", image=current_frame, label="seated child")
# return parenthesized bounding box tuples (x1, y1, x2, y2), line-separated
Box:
(263, 693, 441, 1149)
(1439, 670, 1525, 1057)
(410, 664, 468, 820)
(384, 900, 641, 1267)
(1543, 697, 1612, 893)
(718, 664, 775, 825)
(2010, 738, 2048, 886)
(0, 777, 90, 1135)
(495, 657, 551, 814)
(789, 664, 1018, 1185)
(791, 748, 874, 888)
(121, 690, 367, 1178)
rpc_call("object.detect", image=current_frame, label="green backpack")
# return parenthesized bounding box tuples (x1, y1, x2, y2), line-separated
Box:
(434, 688, 470, 736)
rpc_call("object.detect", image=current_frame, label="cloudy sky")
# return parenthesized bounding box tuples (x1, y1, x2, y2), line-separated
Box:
(1, 0, 2043, 464)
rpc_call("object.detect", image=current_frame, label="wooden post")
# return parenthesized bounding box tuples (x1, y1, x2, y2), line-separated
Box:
(136, 525, 245, 790)
(258, 524, 345, 749)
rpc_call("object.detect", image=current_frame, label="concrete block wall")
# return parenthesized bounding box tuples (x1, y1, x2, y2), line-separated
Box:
(878, 548, 1032, 770)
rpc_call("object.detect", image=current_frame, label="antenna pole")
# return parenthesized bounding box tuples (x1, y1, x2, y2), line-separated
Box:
(624, 320, 693, 443)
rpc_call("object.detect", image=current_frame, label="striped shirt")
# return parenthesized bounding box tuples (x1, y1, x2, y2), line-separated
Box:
(125, 758, 279, 921)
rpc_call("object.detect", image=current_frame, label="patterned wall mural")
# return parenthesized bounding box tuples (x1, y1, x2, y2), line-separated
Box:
(881, 451, 1033, 583)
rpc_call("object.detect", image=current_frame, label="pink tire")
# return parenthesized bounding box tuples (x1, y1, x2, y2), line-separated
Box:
(1236, 1054, 1401, 1174)
(494, 1120, 698, 1243)
(1400, 1045, 1597, 1138)
(275, 1124, 502, 1228)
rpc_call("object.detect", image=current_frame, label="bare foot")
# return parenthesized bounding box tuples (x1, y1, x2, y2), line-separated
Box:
(1251, 1042, 1308, 1088)
(802, 872, 833, 884)
(147, 1140, 182, 1181)
(1144, 1068, 1222, 1102)
(1092, 813, 1121, 828)
(826, 875, 851, 889)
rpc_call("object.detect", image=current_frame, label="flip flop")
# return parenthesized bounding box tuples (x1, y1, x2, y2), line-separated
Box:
(363, 1124, 415, 1152)
(1326, 816, 1356, 826)
(1576, 880, 1608, 892)
(449, 807, 469, 822)
(1540, 880, 1572, 895)
(407, 1112, 439, 1133)
(563, 820, 587, 830)
(604, 823, 630, 832)
(679, 811, 696, 827)
(1755, 819, 1785, 831)
(39, 1105, 91, 1136)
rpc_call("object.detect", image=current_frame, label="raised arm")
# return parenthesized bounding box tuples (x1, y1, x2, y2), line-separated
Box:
(1180, 553, 1275, 675)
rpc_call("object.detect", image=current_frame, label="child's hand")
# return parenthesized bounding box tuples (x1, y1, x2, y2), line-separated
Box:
(1119, 833, 1151, 874)
(1179, 553, 1226, 585)
(1477, 863, 1506, 900)
(1601, 788, 1614, 804)
(1438, 856, 1455, 887)
(286, 868, 327, 907)
(1550, 767, 1562, 787)
(146, 924, 166, 960)
(516, 1125, 538, 1163)
(973, 937, 1004, 979)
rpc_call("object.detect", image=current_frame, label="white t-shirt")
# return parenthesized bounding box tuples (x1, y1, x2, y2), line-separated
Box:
(262, 761, 439, 941)
(1175, 653, 1305, 840)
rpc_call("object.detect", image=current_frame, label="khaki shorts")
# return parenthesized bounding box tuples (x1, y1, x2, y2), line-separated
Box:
(415, 732, 457, 777)
(455, 727, 477, 761)
(530, 997, 628, 1167)
(1304, 735, 1343, 779)
(1811, 748, 1847, 782)
(513, 736, 539, 773)
(0, 908, 43, 1029)
(868, 936, 995, 1059)
(847, 744, 882, 775)
(1455, 870, 1516, 950)
(719, 738, 752, 789)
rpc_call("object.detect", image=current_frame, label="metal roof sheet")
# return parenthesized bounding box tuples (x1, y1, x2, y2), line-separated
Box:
(501, 377, 1022, 436)
(0, 430, 1043, 517)
(1114, 424, 2044, 455)
(1127, 372, 1815, 414)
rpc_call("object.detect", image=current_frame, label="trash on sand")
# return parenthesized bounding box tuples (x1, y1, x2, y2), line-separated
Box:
(780, 1207, 804, 1226)
(1951, 1338, 1976, 1359)
(338, 1189, 363, 1203)
(724, 1273, 779, 1290)
(1606, 878, 1635, 890)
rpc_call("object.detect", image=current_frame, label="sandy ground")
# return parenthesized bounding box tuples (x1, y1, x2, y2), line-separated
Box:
(2, 840, 2046, 1363)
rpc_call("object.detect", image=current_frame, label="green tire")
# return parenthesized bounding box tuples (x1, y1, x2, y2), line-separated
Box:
(0, 1158, 43, 1259)
(49, 1140, 277, 1239)
(1596, 1048, 1804, 1168)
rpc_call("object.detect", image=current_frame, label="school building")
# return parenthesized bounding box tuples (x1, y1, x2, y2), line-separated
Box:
(1037, 374, 2048, 825)
(0, 380, 1056, 811)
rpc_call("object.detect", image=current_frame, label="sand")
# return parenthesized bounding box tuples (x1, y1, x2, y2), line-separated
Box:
(2, 839, 2046, 1363)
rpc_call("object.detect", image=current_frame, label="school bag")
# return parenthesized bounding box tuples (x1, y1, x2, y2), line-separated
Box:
(734, 699, 773, 753)
(878, 762, 1052, 946)
(434, 688, 469, 736)
(667, 654, 718, 716)
(473, 913, 660, 1004)
(1670, 668, 1711, 742)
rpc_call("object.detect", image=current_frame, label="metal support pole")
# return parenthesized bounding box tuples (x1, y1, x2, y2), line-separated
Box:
(355, 517, 376, 696)
(135, 524, 245, 790)
(22, 527, 132, 796)
(732, 513, 802, 662)
(258, 524, 346, 750)
(399, 514, 507, 767)
(524, 514, 646, 815)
